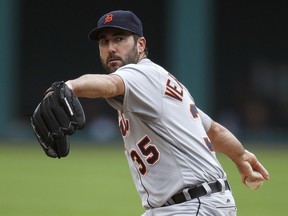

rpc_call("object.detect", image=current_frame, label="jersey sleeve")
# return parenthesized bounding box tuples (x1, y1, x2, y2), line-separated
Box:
(107, 64, 162, 121)
(198, 108, 212, 132)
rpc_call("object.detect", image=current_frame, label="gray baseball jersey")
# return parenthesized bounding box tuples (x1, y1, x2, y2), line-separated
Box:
(106, 59, 227, 209)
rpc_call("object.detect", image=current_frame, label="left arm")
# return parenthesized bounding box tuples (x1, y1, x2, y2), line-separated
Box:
(66, 74, 125, 98)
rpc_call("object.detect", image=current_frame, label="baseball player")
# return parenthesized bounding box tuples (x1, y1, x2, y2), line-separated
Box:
(39, 10, 270, 215)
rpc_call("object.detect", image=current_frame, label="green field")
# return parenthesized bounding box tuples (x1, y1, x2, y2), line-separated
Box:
(1, 140, 287, 216)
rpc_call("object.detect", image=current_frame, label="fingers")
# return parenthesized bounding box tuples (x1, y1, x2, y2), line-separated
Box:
(237, 150, 270, 185)
(247, 170, 265, 181)
(251, 160, 270, 180)
(244, 172, 264, 190)
(245, 150, 269, 180)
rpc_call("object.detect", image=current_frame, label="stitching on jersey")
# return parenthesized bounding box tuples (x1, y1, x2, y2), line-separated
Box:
(196, 197, 201, 215)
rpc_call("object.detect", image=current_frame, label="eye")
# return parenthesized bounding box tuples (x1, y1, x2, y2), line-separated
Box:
(115, 36, 124, 42)
(99, 39, 108, 46)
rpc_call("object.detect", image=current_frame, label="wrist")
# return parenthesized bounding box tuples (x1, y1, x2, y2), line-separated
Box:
(65, 81, 73, 91)
(230, 149, 247, 165)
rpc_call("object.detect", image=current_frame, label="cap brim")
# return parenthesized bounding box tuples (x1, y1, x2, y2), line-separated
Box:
(88, 25, 138, 41)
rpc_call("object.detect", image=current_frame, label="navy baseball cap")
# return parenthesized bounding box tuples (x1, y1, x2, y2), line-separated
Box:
(88, 10, 143, 41)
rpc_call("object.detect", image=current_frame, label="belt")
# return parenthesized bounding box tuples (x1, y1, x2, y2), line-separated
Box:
(163, 179, 230, 206)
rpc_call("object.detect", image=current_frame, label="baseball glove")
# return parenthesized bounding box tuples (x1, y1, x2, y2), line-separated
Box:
(31, 81, 85, 158)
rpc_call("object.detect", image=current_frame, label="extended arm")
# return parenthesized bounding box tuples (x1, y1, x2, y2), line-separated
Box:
(66, 74, 125, 98)
(207, 121, 269, 186)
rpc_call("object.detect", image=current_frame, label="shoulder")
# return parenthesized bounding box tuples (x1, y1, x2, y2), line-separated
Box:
(119, 58, 154, 71)
(113, 59, 157, 78)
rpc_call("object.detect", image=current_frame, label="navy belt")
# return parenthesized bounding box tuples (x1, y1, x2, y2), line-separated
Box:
(163, 180, 231, 206)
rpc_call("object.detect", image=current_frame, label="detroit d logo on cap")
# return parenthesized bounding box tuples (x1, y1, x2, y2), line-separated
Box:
(104, 14, 113, 24)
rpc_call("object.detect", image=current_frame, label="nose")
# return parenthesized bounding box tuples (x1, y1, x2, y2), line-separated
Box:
(107, 41, 116, 53)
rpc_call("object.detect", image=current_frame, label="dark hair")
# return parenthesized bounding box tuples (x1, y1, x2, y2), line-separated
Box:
(133, 34, 148, 57)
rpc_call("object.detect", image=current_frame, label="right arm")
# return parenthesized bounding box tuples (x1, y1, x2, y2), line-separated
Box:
(207, 121, 269, 186)
(65, 74, 125, 98)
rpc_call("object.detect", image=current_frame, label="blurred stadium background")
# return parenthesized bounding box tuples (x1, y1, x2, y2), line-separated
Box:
(1, 0, 287, 215)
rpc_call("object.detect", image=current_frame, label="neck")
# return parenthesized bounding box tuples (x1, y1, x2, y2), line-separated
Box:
(137, 53, 147, 63)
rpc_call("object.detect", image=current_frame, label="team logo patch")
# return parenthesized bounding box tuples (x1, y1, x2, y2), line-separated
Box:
(104, 14, 113, 24)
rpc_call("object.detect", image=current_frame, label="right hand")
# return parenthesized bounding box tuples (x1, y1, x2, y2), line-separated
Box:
(235, 150, 269, 187)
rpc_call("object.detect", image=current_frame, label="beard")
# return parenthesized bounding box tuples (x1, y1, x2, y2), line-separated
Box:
(101, 44, 139, 73)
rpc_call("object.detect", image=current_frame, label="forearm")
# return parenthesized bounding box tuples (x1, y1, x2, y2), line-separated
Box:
(207, 121, 269, 183)
(66, 74, 124, 98)
(207, 121, 246, 164)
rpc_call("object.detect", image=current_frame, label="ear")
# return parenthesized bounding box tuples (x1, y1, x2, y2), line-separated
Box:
(137, 37, 146, 53)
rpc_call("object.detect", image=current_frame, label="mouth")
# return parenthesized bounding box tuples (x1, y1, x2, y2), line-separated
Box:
(106, 56, 122, 64)
(106, 58, 124, 71)
(107, 59, 121, 64)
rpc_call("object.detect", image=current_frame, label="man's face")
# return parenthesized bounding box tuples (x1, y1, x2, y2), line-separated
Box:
(98, 28, 140, 73)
